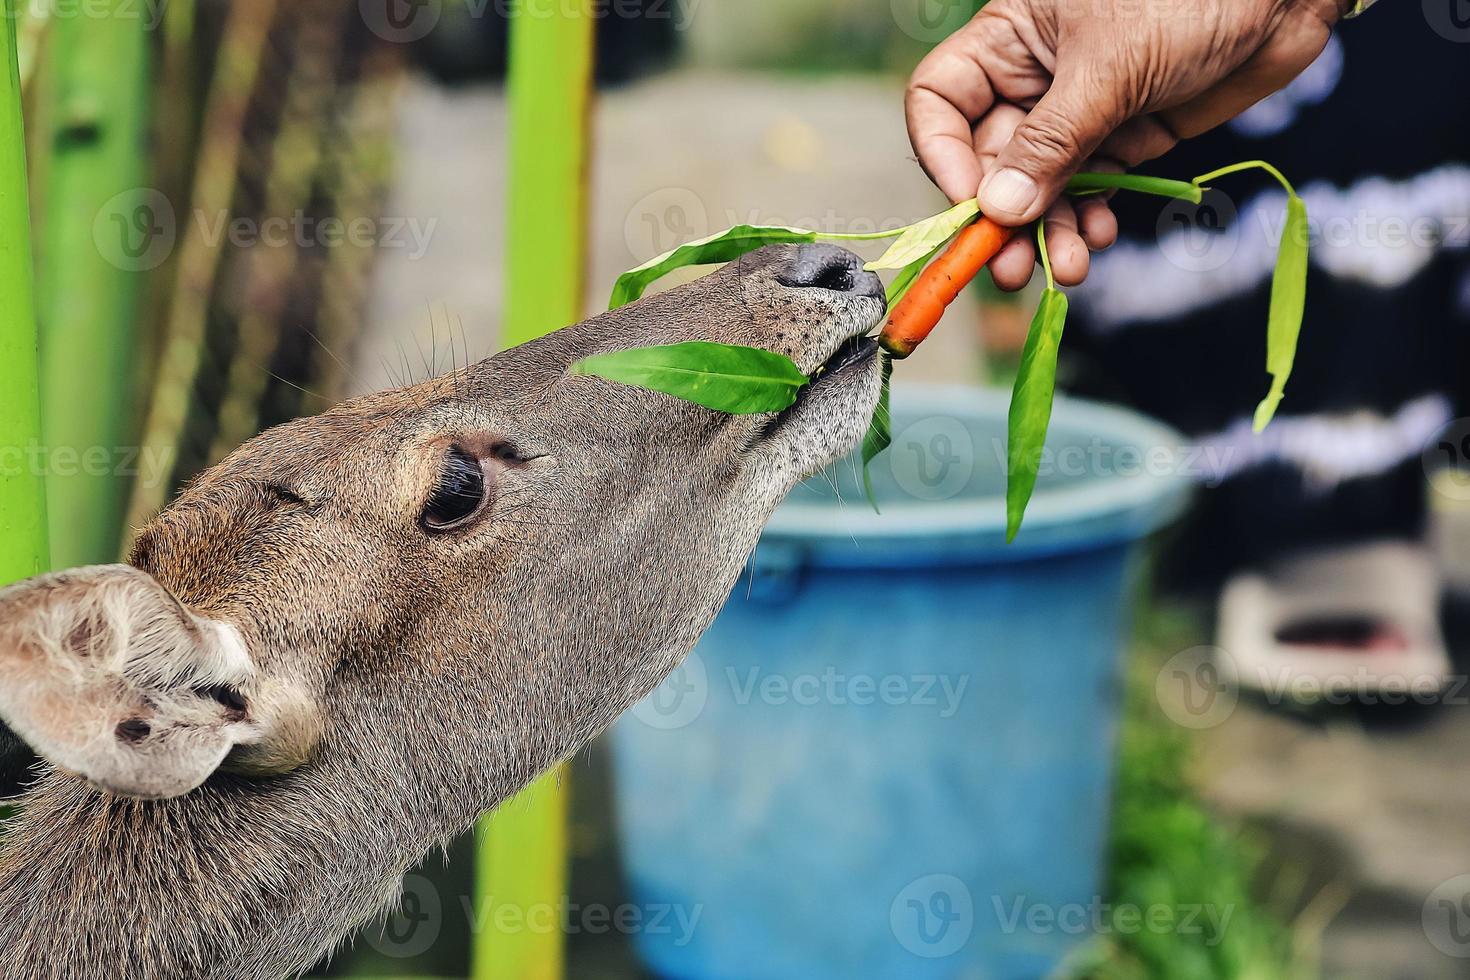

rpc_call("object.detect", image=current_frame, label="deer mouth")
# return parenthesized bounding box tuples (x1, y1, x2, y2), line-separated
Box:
(810, 333, 880, 380)
(752, 306, 884, 461)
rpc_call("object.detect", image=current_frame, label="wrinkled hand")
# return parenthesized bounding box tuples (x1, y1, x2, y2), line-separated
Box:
(906, 0, 1344, 289)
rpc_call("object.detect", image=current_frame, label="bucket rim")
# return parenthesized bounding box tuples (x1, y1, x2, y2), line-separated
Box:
(766, 383, 1193, 550)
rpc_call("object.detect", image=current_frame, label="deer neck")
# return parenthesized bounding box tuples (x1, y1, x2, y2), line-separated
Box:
(0, 687, 509, 980)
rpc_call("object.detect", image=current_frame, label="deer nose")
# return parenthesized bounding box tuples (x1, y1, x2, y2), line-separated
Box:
(777, 243, 884, 299)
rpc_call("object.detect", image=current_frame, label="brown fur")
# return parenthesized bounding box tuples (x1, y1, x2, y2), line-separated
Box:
(0, 245, 883, 979)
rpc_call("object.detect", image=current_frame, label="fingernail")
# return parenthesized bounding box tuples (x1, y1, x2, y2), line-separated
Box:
(980, 168, 1039, 217)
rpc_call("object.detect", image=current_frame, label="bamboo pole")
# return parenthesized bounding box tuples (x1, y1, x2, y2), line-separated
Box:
(208, 1, 343, 463)
(472, 4, 595, 977)
(124, 0, 277, 534)
(313, 47, 402, 402)
(0, 0, 49, 586)
(33, 0, 149, 568)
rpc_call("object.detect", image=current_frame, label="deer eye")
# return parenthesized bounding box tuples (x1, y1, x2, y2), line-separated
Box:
(422, 446, 487, 532)
(491, 442, 530, 465)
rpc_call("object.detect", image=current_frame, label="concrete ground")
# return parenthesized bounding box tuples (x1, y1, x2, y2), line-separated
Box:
(352, 68, 1470, 979)
(355, 69, 983, 397)
(1192, 603, 1470, 980)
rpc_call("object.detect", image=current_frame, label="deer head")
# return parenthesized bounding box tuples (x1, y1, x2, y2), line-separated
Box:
(0, 244, 883, 979)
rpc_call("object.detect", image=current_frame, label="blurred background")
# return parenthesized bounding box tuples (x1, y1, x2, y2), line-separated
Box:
(5, 0, 1470, 977)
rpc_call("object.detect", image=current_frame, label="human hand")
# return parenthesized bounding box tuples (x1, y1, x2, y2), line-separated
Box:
(906, 0, 1345, 289)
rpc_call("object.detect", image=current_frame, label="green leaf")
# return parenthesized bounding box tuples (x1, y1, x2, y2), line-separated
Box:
(571, 341, 808, 414)
(1006, 288, 1069, 543)
(1066, 172, 1203, 204)
(1253, 193, 1308, 431)
(860, 353, 894, 512)
(864, 199, 979, 271)
(885, 248, 939, 307)
(608, 225, 819, 309)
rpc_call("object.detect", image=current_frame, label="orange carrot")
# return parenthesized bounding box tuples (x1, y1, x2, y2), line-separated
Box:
(879, 217, 1016, 358)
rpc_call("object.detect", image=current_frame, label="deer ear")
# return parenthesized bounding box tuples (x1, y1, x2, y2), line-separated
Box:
(0, 564, 266, 799)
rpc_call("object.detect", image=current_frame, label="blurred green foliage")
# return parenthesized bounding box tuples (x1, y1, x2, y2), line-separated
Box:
(683, 0, 986, 74)
(1063, 607, 1319, 980)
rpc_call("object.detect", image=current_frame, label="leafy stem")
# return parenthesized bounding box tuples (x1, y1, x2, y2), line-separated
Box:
(817, 229, 908, 242)
(1192, 159, 1298, 199)
(1035, 220, 1055, 291)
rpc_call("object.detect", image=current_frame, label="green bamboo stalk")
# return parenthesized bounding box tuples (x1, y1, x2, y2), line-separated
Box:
(314, 49, 401, 402)
(0, 0, 49, 586)
(472, 4, 595, 978)
(208, 2, 344, 463)
(139, 0, 198, 369)
(15, 0, 49, 95)
(33, 0, 149, 569)
(124, 0, 277, 534)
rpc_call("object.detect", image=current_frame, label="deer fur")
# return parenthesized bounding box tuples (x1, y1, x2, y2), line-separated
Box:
(0, 244, 884, 979)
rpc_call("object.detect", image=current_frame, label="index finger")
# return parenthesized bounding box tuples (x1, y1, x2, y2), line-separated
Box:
(905, 29, 999, 203)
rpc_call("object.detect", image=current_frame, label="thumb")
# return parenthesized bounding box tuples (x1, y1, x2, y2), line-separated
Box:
(978, 65, 1129, 225)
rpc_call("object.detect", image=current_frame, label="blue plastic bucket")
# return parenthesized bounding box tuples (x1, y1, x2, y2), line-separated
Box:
(608, 385, 1191, 979)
